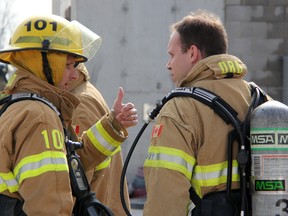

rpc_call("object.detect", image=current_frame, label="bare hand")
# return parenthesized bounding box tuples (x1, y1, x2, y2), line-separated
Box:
(112, 87, 138, 128)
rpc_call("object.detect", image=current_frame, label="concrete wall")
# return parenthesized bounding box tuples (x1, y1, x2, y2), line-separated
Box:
(61, 0, 224, 182)
(225, 0, 288, 102)
(52, 0, 71, 19)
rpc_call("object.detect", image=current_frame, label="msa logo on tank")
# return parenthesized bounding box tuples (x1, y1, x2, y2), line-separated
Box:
(255, 179, 285, 192)
(251, 130, 288, 145)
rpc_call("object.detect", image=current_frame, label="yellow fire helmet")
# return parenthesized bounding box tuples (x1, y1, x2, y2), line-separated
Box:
(0, 14, 102, 85)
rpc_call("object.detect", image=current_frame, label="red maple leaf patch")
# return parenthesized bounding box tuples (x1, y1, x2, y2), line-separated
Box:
(151, 124, 164, 138)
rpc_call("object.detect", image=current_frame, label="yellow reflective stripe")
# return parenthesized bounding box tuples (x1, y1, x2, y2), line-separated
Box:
(112, 146, 121, 155)
(95, 157, 111, 171)
(13, 151, 68, 184)
(87, 121, 121, 156)
(0, 172, 19, 193)
(144, 146, 196, 180)
(95, 146, 121, 171)
(6, 73, 17, 87)
(192, 160, 240, 197)
(144, 146, 240, 198)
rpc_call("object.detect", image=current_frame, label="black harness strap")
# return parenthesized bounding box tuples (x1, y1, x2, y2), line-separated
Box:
(158, 87, 240, 125)
(0, 92, 61, 118)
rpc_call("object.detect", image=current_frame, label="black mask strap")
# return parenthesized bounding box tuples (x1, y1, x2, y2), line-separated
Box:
(41, 40, 54, 85)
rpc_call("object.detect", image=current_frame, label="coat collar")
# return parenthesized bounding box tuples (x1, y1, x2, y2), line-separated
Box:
(179, 54, 248, 87)
(3, 70, 80, 123)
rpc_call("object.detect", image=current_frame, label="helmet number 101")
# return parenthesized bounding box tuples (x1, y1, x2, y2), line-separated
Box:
(24, 20, 57, 32)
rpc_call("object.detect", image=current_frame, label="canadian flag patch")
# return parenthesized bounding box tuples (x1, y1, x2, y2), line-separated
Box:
(73, 125, 80, 135)
(151, 124, 164, 138)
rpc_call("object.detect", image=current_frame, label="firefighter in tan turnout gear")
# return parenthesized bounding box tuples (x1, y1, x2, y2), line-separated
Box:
(0, 14, 137, 216)
(68, 63, 132, 216)
(143, 10, 271, 216)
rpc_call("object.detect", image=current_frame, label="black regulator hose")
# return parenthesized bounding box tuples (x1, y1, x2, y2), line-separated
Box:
(120, 122, 149, 216)
(120, 101, 163, 216)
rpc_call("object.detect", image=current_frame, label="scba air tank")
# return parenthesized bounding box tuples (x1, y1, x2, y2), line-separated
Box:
(250, 100, 288, 216)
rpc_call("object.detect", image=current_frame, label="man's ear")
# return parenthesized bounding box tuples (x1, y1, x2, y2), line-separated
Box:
(190, 45, 202, 63)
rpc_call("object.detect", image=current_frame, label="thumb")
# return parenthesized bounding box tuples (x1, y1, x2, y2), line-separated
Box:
(112, 87, 124, 115)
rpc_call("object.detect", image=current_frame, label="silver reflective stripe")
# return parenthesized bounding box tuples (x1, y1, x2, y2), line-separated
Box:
(147, 151, 194, 174)
(0, 176, 18, 187)
(0, 173, 19, 192)
(167, 87, 216, 104)
(193, 166, 239, 181)
(90, 125, 117, 152)
(194, 87, 216, 102)
(145, 146, 196, 180)
(15, 157, 67, 182)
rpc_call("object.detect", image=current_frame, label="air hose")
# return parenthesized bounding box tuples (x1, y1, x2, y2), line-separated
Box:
(120, 100, 164, 216)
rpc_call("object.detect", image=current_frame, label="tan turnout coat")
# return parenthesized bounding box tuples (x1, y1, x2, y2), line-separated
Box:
(70, 65, 130, 216)
(143, 54, 259, 216)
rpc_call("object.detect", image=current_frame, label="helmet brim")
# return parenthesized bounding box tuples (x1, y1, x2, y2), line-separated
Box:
(0, 47, 87, 64)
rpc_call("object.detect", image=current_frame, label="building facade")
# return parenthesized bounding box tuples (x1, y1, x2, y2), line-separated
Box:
(52, 0, 288, 183)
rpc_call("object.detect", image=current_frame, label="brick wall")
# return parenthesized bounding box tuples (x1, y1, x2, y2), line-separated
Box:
(225, 0, 288, 101)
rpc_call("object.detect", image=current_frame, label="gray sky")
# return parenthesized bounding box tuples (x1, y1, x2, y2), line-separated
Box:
(0, 0, 53, 48)
(14, 0, 52, 24)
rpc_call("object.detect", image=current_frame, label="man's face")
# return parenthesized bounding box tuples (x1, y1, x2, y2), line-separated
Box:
(166, 31, 193, 86)
(57, 55, 79, 91)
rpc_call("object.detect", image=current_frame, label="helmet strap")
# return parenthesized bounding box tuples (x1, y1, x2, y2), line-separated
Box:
(41, 52, 54, 85)
(41, 40, 54, 85)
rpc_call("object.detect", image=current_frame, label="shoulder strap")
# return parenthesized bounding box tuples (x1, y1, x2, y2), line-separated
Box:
(150, 87, 241, 126)
(0, 93, 61, 119)
(0, 92, 68, 141)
